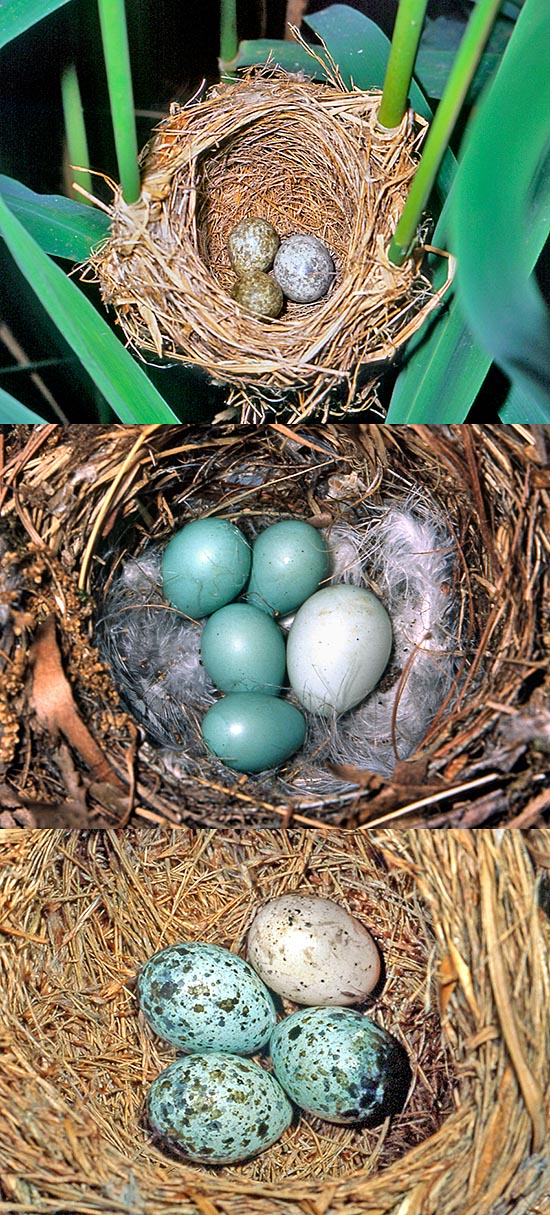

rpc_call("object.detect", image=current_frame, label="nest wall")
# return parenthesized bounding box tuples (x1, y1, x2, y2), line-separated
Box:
(0, 423, 549, 829)
(87, 69, 451, 420)
(0, 829, 549, 1215)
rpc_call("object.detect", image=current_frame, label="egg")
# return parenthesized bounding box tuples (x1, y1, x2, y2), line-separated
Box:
(147, 1052, 293, 1163)
(273, 234, 335, 303)
(201, 603, 286, 695)
(232, 272, 283, 318)
(246, 520, 330, 616)
(247, 894, 380, 1005)
(228, 216, 280, 275)
(270, 1007, 411, 1124)
(161, 518, 251, 618)
(137, 941, 277, 1054)
(286, 584, 392, 715)
(201, 692, 306, 772)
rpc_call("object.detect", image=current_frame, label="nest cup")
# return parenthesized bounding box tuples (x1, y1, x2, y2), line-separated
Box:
(0, 829, 549, 1214)
(0, 423, 548, 829)
(87, 67, 451, 421)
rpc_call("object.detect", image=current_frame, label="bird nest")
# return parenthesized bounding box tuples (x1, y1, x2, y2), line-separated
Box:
(0, 827, 549, 1215)
(0, 422, 548, 830)
(85, 66, 453, 421)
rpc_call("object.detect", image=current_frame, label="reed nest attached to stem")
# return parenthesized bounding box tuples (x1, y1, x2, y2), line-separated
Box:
(0, 423, 549, 830)
(86, 67, 452, 421)
(0, 829, 549, 1214)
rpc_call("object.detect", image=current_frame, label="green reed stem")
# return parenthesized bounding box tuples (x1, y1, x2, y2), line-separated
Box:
(97, 0, 140, 203)
(388, 0, 504, 265)
(378, 0, 429, 129)
(219, 0, 238, 75)
(61, 63, 93, 203)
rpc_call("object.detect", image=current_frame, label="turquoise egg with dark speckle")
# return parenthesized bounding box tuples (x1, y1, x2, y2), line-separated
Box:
(137, 941, 277, 1054)
(270, 1007, 411, 1124)
(147, 1053, 293, 1163)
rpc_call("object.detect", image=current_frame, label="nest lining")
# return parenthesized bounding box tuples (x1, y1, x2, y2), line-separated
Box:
(94, 496, 461, 801)
(87, 69, 449, 420)
(0, 828, 548, 1215)
(0, 423, 549, 829)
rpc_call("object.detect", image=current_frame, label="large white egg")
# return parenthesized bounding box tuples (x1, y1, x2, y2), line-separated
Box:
(247, 893, 381, 1005)
(286, 584, 392, 715)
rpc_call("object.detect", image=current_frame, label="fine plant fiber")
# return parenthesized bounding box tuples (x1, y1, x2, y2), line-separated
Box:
(1, 424, 548, 830)
(87, 64, 453, 422)
(0, 829, 548, 1214)
(95, 495, 460, 797)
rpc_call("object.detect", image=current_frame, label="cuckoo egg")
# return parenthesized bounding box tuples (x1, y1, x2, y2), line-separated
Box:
(246, 519, 330, 615)
(273, 234, 335, 303)
(247, 894, 380, 1005)
(161, 518, 251, 618)
(232, 271, 283, 318)
(228, 216, 280, 275)
(147, 1053, 293, 1164)
(137, 941, 277, 1054)
(201, 603, 286, 695)
(270, 1007, 411, 1124)
(201, 692, 306, 773)
(286, 584, 392, 715)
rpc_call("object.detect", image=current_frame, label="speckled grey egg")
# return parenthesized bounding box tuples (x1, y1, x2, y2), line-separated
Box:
(247, 894, 380, 1005)
(270, 1007, 411, 1124)
(147, 1052, 293, 1163)
(273, 234, 335, 303)
(232, 271, 283, 318)
(228, 216, 280, 275)
(137, 941, 277, 1054)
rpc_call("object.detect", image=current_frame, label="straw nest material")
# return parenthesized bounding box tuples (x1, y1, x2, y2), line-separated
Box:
(0, 423, 549, 830)
(85, 65, 452, 421)
(0, 828, 549, 1215)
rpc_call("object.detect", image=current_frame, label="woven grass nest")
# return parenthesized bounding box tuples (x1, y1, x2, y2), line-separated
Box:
(86, 64, 452, 421)
(1, 828, 549, 1215)
(0, 422, 549, 830)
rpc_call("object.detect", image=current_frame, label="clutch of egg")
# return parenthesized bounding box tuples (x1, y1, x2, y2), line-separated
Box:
(161, 516, 393, 773)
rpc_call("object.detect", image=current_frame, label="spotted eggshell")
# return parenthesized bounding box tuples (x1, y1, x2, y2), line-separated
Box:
(247, 893, 380, 1005)
(137, 941, 277, 1054)
(147, 1053, 293, 1163)
(270, 1007, 411, 1124)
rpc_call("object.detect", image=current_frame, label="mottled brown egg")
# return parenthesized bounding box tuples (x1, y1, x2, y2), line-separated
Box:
(228, 217, 280, 275)
(232, 271, 283, 318)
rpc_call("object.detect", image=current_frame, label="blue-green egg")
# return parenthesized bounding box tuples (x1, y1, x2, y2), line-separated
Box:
(201, 603, 286, 695)
(137, 941, 277, 1054)
(147, 1053, 293, 1164)
(201, 692, 306, 772)
(161, 518, 251, 618)
(270, 1007, 411, 1124)
(246, 520, 330, 615)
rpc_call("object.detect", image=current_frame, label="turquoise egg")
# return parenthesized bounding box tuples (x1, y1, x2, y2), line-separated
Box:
(137, 941, 277, 1054)
(270, 1007, 411, 1124)
(147, 1053, 293, 1164)
(202, 692, 306, 772)
(161, 518, 251, 618)
(246, 520, 330, 615)
(201, 603, 286, 695)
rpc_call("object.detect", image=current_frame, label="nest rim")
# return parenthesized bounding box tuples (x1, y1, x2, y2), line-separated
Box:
(87, 67, 454, 418)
